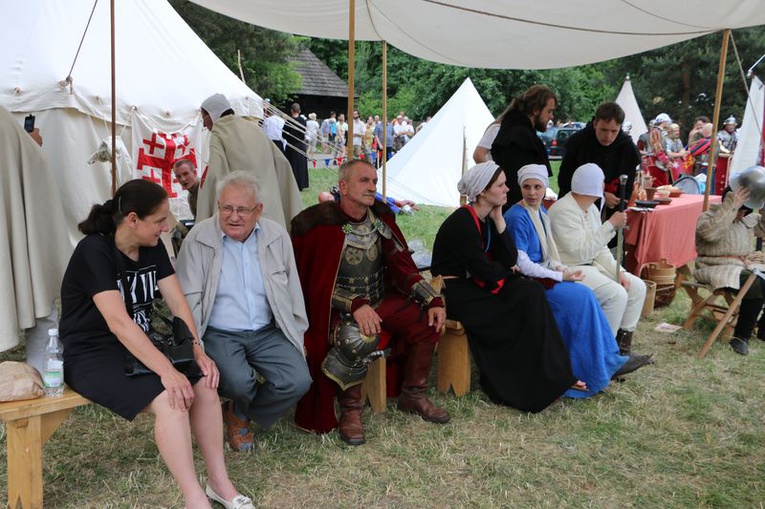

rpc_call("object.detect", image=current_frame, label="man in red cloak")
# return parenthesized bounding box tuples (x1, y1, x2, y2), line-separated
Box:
(291, 159, 449, 445)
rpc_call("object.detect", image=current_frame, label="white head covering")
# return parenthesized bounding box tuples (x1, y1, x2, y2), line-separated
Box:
(654, 112, 672, 124)
(200, 93, 232, 122)
(458, 161, 500, 203)
(517, 164, 549, 188)
(571, 163, 605, 199)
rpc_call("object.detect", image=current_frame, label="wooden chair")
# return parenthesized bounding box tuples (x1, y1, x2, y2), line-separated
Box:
(681, 271, 757, 358)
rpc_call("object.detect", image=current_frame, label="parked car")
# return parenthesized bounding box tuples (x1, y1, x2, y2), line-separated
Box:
(537, 128, 556, 154)
(549, 126, 581, 158)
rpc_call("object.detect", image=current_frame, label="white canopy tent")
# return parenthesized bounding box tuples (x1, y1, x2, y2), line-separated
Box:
(0, 0, 264, 245)
(615, 76, 649, 144)
(190, 1, 765, 69)
(729, 76, 765, 178)
(378, 78, 493, 207)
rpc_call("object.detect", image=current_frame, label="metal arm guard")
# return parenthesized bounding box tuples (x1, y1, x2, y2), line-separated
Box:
(410, 279, 440, 307)
(321, 314, 381, 390)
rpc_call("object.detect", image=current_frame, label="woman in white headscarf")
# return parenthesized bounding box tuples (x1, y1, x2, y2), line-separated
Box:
(431, 161, 582, 413)
(504, 165, 644, 397)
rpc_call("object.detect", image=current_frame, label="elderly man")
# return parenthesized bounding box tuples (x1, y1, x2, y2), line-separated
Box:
(173, 158, 199, 217)
(291, 159, 449, 445)
(196, 93, 302, 229)
(548, 163, 647, 356)
(491, 84, 557, 207)
(176, 171, 311, 451)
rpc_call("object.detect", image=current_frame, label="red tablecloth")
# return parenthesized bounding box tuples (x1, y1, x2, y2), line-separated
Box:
(625, 194, 721, 275)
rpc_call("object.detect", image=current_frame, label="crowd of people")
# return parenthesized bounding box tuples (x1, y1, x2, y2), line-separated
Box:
(636, 112, 739, 194)
(304, 109, 426, 166)
(6, 82, 755, 507)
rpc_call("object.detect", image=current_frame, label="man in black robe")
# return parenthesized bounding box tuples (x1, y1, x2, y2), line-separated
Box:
(491, 84, 557, 208)
(283, 103, 309, 190)
(558, 102, 641, 210)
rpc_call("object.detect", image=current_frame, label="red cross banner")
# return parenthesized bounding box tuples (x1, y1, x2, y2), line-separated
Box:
(131, 114, 204, 220)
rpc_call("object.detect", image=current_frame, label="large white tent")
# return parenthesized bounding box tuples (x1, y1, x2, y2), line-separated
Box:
(1, 0, 264, 245)
(729, 75, 765, 178)
(190, 1, 765, 69)
(379, 78, 493, 207)
(615, 76, 649, 144)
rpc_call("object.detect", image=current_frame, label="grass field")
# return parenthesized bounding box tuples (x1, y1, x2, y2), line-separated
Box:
(2, 164, 765, 508)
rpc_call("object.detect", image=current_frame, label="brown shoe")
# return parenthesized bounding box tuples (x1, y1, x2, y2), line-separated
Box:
(337, 385, 365, 445)
(222, 401, 254, 452)
(397, 342, 450, 424)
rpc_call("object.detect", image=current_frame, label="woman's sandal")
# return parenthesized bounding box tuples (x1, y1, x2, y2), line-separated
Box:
(570, 380, 588, 392)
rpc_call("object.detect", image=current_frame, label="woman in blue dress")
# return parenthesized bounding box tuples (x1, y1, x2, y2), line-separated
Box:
(504, 164, 650, 397)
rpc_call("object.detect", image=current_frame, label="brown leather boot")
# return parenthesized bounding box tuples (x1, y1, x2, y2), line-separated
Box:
(337, 384, 365, 445)
(616, 329, 633, 356)
(398, 342, 450, 424)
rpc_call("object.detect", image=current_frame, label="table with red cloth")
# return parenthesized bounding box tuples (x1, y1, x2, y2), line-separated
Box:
(625, 194, 721, 275)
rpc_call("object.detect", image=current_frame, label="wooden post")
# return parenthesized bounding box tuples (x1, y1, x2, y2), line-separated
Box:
(382, 41, 388, 200)
(346, 0, 356, 155)
(110, 0, 117, 196)
(704, 29, 730, 211)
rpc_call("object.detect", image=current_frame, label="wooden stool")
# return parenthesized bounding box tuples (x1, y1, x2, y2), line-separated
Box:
(361, 356, 387, 414)
(681, 272, 757, 358)
(360, 330, 392, 414)
(437, 319, 471, 396)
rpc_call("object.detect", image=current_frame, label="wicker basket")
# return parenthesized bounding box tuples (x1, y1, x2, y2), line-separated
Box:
(640, 259, 677, 307)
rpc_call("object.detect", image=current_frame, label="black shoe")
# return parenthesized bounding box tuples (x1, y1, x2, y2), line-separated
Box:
(613, 353, 654, 378)
(730, 337, 749, 355)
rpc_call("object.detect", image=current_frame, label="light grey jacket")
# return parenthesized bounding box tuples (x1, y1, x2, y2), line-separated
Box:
(175, 214, 307, 353)
(694, 193, 765, 290)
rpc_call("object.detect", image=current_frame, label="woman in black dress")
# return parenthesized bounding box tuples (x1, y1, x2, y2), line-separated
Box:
(60, 180, 253, 509)
(431, 161, 580, 412)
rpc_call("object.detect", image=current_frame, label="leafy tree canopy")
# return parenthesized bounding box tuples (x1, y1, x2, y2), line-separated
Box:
(168, 2, 765, 138)
(170, 0, 301, 103)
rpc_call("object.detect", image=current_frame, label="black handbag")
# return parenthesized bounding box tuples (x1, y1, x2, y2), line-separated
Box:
(114, 245, 201, 378)
(124, 314, 201, 378)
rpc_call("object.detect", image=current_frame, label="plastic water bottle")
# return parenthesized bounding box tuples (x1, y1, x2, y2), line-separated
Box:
(43, 328, 64, 397)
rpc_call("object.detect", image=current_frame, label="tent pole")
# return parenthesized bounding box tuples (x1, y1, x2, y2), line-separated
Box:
(382, 40, 387, 200)
(704, 29, 730, 211)
(346, 0, 355, 159)
(460, 128, 467, 205)
(110, 0, 117, 196)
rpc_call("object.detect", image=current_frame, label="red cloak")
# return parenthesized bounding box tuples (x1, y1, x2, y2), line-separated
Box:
(291, 200, 436, 433)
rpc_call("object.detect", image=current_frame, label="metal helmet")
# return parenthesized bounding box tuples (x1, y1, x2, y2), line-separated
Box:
(730, 166, 765, 209)
(724, 116, 737, 125)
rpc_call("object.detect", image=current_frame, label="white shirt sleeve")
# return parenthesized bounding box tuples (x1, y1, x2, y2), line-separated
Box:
(477, 124, 501, 149)
(516, 250, 563, 281)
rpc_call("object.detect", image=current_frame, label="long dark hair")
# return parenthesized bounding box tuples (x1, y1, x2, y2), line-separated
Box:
(78, 179, 168, 235)
(509, 85, 557, 117)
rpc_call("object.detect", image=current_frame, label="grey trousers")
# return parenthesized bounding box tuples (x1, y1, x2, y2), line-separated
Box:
(203, 324, 311, 429)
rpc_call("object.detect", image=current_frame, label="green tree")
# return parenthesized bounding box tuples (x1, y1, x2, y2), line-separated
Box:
(604, 26, 765, 133)
(169, 0, 301, 103)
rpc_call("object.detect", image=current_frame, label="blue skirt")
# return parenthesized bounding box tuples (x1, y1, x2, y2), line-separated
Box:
(544, 281, 627, 398)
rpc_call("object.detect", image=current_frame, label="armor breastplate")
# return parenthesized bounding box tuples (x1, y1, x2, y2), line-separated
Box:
(336, 213, 385, 307)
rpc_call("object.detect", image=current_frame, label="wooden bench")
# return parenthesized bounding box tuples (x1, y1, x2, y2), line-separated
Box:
(0, 386, 90, 509)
